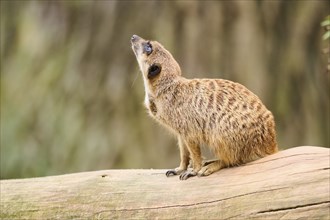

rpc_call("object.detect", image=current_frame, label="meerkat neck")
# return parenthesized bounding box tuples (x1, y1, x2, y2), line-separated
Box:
(152, 75, 183, 97)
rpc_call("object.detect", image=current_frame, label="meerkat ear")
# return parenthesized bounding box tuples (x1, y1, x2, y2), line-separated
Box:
(148, 63, 162, 79)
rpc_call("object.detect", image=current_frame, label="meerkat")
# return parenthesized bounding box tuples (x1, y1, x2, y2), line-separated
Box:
(131, 35, 278, 180)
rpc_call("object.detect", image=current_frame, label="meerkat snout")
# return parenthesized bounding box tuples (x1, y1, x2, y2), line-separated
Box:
(131, 34, 153, 58)
(131, 34, 139, 42)
(131, 36, 278, 180)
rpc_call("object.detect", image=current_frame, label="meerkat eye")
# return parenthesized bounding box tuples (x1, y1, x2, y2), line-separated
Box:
(148, 63, 161, 79)
(143, 42, 153, 55)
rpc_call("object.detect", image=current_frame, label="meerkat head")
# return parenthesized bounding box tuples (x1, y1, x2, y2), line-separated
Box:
(131, 35, 181, 84)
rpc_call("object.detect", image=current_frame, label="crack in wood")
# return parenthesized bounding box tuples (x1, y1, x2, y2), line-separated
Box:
(289, 168, 330, 176)
(255, 201, 330, 214)
(92, 187, 289, 217)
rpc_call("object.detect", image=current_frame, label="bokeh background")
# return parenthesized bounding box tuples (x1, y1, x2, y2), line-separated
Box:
(1, 0, 329, 179)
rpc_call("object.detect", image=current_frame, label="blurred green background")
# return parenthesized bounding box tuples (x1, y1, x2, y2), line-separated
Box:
(1, 0, 329, 179)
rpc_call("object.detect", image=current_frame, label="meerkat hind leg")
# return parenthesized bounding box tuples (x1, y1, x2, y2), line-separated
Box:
(202, 159, 219, 167)
(198, 160, 223, 177)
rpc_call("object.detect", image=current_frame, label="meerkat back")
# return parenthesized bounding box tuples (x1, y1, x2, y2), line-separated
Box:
(131, 35, 278, 180)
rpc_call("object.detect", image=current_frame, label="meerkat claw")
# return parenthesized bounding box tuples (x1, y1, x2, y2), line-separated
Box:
(179, 171, 197, 180)
(166, 168, 186, 177)
(165, 170, 177, 177)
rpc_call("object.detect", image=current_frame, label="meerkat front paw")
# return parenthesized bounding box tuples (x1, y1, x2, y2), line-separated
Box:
(179, 170, 198, 180)
(166, 167, 186, 177)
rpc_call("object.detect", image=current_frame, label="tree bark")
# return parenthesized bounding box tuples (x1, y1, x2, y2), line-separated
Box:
(1, 146, 329, 219)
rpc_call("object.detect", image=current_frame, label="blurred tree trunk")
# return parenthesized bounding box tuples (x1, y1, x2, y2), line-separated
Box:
(1, 1, 329, 179)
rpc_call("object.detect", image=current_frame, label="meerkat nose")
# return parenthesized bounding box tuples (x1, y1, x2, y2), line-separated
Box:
(131, 34, 140, 42)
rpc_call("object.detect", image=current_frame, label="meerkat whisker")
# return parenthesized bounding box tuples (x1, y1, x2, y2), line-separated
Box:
(130, 70, 140, 88)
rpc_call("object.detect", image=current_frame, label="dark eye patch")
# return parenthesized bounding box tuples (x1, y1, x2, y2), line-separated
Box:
(148, 63, 161, 79)
(143, 41, 153, 55)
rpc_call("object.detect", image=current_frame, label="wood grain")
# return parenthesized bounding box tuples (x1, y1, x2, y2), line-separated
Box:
(1, 146, 329, 219)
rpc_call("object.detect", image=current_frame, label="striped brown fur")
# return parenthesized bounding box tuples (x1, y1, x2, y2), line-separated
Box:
(131, 35, 278, 180)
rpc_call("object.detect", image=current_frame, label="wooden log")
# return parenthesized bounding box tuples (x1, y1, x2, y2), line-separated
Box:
(1, 146, 329, 219)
